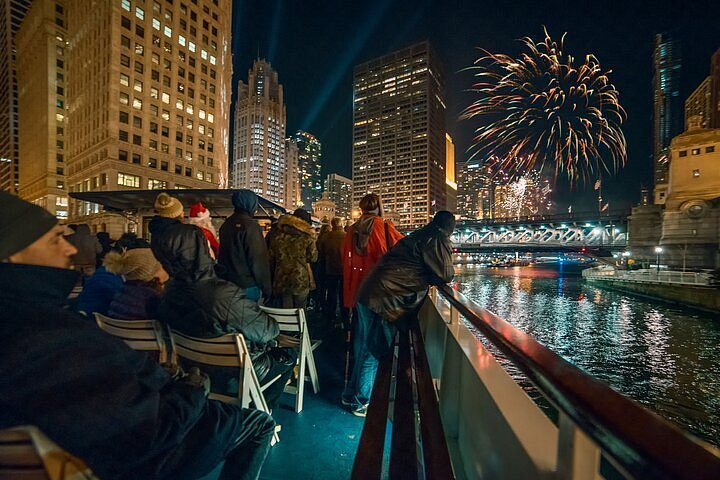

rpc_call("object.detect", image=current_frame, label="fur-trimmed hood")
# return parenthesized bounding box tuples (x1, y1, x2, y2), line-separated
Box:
(278, 214, 315, 237)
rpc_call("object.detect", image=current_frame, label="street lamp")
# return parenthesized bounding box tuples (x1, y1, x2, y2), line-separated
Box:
(654, 246, 663, 274)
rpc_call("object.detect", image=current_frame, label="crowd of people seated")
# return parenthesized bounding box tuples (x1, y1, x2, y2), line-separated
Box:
(0, 188, 455, 479)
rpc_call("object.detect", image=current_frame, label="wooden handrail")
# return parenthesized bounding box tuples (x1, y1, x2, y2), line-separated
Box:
(437, 283, 720, 479)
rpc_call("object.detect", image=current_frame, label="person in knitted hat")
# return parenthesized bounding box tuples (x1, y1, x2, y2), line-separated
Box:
(188, 202, 219, 257)
(104, 248, 168, 320)
(0, 192, 277, 479)
(154, 192, 184, 219)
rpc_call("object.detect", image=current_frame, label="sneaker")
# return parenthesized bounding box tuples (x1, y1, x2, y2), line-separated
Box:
(352, 404, 368, 417)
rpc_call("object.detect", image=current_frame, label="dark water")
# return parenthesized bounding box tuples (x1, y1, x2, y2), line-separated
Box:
(454, 263, 720, 447)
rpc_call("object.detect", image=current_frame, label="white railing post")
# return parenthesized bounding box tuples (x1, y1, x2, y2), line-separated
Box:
(555, 412, 600, 480)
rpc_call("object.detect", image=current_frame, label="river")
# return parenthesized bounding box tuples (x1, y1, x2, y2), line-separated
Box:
(454, 262, 720, 447)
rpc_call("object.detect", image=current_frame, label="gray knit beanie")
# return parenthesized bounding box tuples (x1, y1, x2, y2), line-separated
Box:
(0, 191, 59, 260)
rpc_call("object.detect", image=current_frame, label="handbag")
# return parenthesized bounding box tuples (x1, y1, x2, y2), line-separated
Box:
(252, 346, 297, 384)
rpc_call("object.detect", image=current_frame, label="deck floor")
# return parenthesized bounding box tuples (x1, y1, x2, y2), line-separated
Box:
(260, 323, 365, 480)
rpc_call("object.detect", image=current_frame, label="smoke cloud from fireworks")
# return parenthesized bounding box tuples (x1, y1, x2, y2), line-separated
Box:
(462, 28, 627, 184)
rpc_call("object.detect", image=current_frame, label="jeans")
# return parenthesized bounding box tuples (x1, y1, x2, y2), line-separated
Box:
(343, 303, 393, 406)
(244, 286, 262, 302)
(160, 402, 275, 480)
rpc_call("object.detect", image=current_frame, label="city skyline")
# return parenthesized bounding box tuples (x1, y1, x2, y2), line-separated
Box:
(230, 0, 720, 212)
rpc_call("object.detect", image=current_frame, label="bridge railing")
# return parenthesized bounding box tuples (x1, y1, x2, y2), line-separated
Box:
(457, 209, 631, 227)
(379, 284, 720, 479)
(583, 267, 715, 286)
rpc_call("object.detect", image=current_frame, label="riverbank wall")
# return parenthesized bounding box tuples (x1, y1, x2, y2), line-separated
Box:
(584, 276, 720, 314)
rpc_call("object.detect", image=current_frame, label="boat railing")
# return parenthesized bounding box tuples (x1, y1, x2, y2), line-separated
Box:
(353, 283, 720, 479)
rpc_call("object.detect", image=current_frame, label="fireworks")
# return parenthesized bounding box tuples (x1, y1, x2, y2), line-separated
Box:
(462, 28, 627, 184)
(494, 170, 553, 220)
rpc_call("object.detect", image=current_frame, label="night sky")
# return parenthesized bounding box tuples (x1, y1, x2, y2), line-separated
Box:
(230, 0, 720, 212)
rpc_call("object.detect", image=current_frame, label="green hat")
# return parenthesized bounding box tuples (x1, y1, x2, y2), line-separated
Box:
(0, 191, 58, 260)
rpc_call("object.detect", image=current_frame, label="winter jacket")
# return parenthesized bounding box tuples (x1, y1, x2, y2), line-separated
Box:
(76, 265, 124, 315)
(217, 210, 272, 298)
(108, 281, 162, 320)
(154, 222, 278, 343)
(342, 214, 403, 308)
(0, 263, 214, 479)
(149, 215, 212, 283)
(268, 214, 319, 297)
(357, 222, 454, 322)
(318, 227, 346, 276)
(66, 224, 102, 267)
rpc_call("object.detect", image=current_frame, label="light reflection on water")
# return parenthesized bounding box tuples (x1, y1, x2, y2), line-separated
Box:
(455, 263, 720, 447)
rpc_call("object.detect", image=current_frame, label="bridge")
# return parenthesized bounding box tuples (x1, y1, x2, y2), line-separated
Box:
(451, 209, 629, 253)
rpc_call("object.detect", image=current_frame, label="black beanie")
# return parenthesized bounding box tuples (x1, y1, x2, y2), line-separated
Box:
(0, 191, 59, 260)
(293, 208, 312, 225)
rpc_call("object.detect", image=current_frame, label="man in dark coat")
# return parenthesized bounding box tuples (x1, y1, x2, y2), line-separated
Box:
(153, 207, 293, 411)
(217, 189, 273, 302)
(318, 217, 349, 328)
(0, 191, 275, 480)
(347, 211, 456, 417)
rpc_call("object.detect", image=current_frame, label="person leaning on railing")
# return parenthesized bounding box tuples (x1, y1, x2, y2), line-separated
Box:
(0, 191, 276, 480)
(349, 211, 456, 417)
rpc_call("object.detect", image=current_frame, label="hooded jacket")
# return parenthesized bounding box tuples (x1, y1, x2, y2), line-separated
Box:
(217, 192, 272, 298)
(149, 216, 211, 282)
(268, 214, 318, 297)
(357, 221, 454, 322)
(152, 218, 278, 343)
(0, 263, 213, 479)
(342, 214, 403, 308)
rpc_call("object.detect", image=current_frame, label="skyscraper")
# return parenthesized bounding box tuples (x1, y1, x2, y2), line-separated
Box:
(457, 161, 492, 220)
(653, 33, 682, 204)
(353, 41, 446, 230)
(0, 0, 31, 193)
(284, 137, 300, 210)
(445, 133, 457, 213)
(231, 59, 286, 206)
(16, 0, 68, 218)
(293, 130, 321, 209)
(65, 0, 232, 230)
(324, 173, 352, 221)
(685, 48, 720, 131)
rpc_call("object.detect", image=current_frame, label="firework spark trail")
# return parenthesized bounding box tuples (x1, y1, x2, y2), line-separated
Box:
(462, 28, 627, 184)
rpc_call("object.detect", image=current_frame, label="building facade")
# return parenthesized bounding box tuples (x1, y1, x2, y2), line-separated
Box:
(352, 41, 446, 230)
(293, 130, 321, 209)
(685, 48, 720, 131)
(0, 0, 31, 193)
(324, 172, 352, 221)
(653, 33, 683, 204)
(16, 0, 68, 218)
(445, 133, 456, 213)
(231, 59, 285, 205)
(456, 160, 492, 220)
(312, 191, 335, 223)
(283, 137, 300, 210)
(65, 0, 232, 233)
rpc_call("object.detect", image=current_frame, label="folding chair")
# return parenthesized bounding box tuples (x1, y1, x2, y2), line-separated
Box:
(168, 330, 281, 444)
(94, 313, 169, 363)
(0, 426, 96, 480)
(259, 305, 320, 413)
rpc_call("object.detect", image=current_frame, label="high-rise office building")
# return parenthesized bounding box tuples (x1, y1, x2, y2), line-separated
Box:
(284, 137, 300, 210)
(685, 48, 720, 131)
(293, 130, 321, 209)
(445, 133, 457, 213)
(65, 0, 232, 229)
(231, 59, 286, 205)
(324, 172, 352, 221)
(457, 161, 492, 220)
(653, 33, 682, 204)
(0, 0, 31, 193)
(353, 41, 446, 230)
(16, 0, 68, 218)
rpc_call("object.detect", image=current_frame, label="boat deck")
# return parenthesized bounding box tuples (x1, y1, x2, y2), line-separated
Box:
(261, 324, 364, 479)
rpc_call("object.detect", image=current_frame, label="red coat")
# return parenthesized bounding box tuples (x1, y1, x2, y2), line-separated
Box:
(199, 227, 219, 255)
(342, 215, 403, 308)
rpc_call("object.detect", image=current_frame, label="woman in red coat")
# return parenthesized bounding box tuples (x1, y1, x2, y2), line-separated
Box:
(341, 193, 403, 415)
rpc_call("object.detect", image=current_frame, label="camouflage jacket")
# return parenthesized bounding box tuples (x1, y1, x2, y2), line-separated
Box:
(269, 214, 319, 296)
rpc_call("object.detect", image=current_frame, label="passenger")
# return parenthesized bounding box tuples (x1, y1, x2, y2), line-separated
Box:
(348, 211, 456, 417)
(0, 191, 275, 480)
(114, 232, 151, 251)
(268, 208, 318, 309)
(148, 192, 211, 279)
(65, 224, 102, 277)
(155, 213, 294, 411)
(104, 248, 168, 320)
(312, 223, 332, 313)
(188, 201, 220, 258)
(217, 190, 272, 303)
(75, 264, 124, 316)
(95, 231, 113, 266)
(319, 217, 349, 329)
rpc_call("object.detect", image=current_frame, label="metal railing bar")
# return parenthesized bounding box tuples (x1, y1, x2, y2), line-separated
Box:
(410, 323, 455, 479)
(390, 332, 419, 479)
(437, 283, 720, 480)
